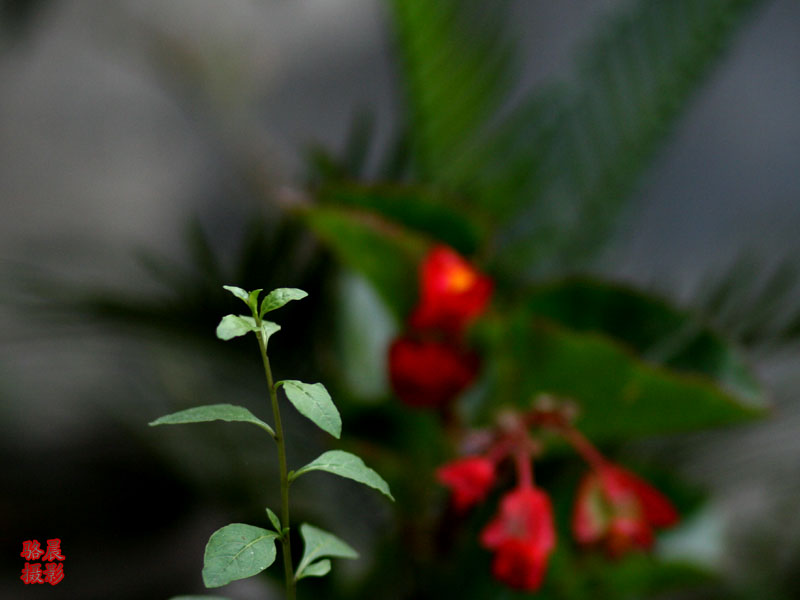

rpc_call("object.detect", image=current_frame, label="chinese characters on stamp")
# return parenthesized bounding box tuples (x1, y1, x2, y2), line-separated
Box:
(20, 539, 64, 585)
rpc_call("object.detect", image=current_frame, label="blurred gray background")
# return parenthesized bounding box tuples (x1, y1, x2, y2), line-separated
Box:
(1, 1, 799, 598)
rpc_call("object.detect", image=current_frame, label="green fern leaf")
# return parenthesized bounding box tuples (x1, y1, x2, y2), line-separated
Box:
(687, 256, 800, 356)
(387, 0, 515, 188)
(489, 0, 767, 274)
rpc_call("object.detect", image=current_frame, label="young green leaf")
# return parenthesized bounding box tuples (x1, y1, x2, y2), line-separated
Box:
(295, 523, 358, 581)
(247, 288, 263, 309)
(259, 321, 281, 349)
(202, 523, 280, 588)
(265, 508, 281, 533)
(296, 559, 331, 581)
(278, 380, 341, 439)
(222, 285, 249, 303)
(149, 404, 275, 438)
(291, 450, 394, 501)
(216, 315, 258, 341)
(259, 288, 308, 317)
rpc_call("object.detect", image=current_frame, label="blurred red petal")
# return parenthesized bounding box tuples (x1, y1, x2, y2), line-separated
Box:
(436, 456, 496, 511)
(388, 336, 479, 408)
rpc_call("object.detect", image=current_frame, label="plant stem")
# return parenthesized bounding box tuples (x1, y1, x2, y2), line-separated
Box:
(514, 447, 534, 490)
(560, 425, 607, 471)
(255, 321, 295, 600)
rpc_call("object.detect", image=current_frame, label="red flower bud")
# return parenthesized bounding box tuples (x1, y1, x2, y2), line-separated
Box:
(436, 456, 496, 512)
(481, 487, 555, 591)
(572, 464, 678, 557)
(388, 336, 479, 408)
(409, 245, 492, 335)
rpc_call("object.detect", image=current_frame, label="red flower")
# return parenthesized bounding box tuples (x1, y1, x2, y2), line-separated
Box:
(480, 487, 555, 591)
(388, 336, 479, 408)
(436, 456, 496, 511)
(572, 464, 678, 557)
(409, 245, 492, 335)
(490, 538, 550, 592)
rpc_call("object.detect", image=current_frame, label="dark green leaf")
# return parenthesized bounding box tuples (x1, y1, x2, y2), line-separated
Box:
(202, 523, 279, 588)
(524, 279, 761, 403)
(299, 205, 426, 319)
(542, 541, 714, 599)
(149, 403, 275, 438)
(278, 380, 341, 439)
(388, 0, 514, 185)
(259, 288, 308, 317)
(291, 450, 394, 501)
(463, 87, 566, 224)
(215, 314, 257, 341)
(486, 308, 765, 440)
(317, 183, 483, 255)
(295, 523, 357, 581)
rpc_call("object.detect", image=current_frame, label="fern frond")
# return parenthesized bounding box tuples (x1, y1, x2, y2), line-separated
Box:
(688, 256, 800, 357)
(386, 0, 515, 189)
(491, 0, 766, 274)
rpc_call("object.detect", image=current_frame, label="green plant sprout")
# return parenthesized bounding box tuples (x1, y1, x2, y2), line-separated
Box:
(150, 286, 393, 599)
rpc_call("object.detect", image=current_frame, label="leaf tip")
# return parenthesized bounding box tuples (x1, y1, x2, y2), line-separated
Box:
(222, 285, 249, 302)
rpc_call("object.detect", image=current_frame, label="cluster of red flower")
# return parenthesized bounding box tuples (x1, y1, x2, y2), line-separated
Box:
(436, 411, 678, 591)
(388, 245, 492, 408)
(387, 245, 678, 591)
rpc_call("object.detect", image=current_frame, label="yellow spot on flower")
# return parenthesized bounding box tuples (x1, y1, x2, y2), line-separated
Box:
(447, 265, 476, 293)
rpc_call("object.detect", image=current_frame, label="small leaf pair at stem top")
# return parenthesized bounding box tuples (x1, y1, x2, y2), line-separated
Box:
(150, 286, 393, 599)
(215, 285, 306, 346)
(214, 286, 341, 438)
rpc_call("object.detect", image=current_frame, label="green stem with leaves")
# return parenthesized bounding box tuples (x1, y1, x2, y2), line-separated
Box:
(254, 310, 296, 600)
(151, 286, 393, 597)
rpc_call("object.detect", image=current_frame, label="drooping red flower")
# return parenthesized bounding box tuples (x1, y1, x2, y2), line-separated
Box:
(388, 336, 479, 408)
(572, 464, 678, 557)
(480, 486, 555, 591)
(490, 538, 550, 591)
(436, 456, 496, 511)
(409, 245, 492, 335)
